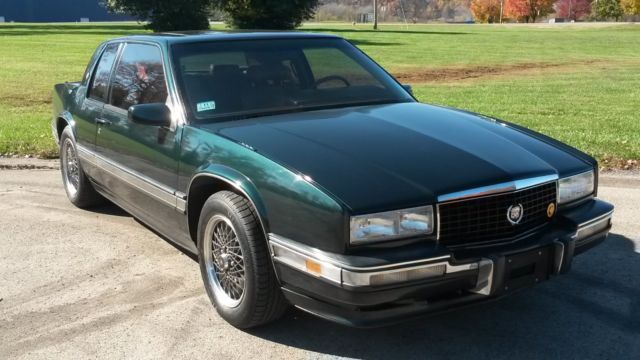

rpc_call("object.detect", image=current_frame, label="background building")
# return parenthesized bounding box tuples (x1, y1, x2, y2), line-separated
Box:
(0, 0, 132, 22)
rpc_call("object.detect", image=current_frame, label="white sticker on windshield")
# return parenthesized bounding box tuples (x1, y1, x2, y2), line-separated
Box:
(197, 101, 216, 112)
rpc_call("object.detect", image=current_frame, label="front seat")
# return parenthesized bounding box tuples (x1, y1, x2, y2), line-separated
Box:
(211, 64, 246, 113)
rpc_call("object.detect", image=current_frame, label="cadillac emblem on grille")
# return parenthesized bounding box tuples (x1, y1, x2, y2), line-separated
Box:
(507, 204, 524, 225)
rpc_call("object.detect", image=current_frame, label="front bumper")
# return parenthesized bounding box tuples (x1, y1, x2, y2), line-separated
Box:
(269, 198, 614, 327)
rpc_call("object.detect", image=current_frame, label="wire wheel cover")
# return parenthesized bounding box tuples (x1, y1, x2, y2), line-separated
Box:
(62, 139, 80, 195)
(204, 215, 246, 307)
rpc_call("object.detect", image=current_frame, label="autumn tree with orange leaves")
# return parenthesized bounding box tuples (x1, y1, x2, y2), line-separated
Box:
(621, 0, 640, 15)
(504, 0, 554, 22)
(470, 0, 502, 23)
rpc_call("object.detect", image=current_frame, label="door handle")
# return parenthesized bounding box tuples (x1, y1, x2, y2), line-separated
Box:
(96, 118, 111, 126)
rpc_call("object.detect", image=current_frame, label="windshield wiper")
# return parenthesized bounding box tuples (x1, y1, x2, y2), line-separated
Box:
(319, 98, 410, 108)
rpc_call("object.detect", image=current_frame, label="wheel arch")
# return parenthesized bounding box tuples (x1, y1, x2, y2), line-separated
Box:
(186, 165, 270, 247)
(54, 111, 77, 144)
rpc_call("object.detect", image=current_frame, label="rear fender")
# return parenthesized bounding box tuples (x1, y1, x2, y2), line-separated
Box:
(52, 83, 79, 144)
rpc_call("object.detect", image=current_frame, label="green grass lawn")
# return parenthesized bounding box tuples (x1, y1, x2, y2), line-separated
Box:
(0, 22, 638, 168)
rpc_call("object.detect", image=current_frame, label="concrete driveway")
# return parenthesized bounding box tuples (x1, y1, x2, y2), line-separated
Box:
(1, 169, 638, 359)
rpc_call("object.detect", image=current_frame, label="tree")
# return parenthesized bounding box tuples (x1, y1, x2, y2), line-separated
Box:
(212, 0, 318, 29)
(470, 0, 501, 22)
(593, 0, 624, 20)
(504, 0, 554, 22)
(621, 0, 640, 15)
(555, 0, 592, 20)
(102, 0, 211, 32)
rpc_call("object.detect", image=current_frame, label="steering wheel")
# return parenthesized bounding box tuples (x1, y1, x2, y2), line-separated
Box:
(315, 75, 351, 88)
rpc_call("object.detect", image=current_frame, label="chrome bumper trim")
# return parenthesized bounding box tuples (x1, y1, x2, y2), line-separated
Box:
(576, 209, 614, 229)
(270, 240, 342, 285)
(269, 234, 489, 289)
(269, 234, 450, 271)
(553, 240, 565, 274)
(470, 259, 494, 295)
(572, 210, 614, 240)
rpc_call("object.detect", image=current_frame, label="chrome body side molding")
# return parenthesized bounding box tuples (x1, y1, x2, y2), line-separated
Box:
(76, 144, 185, 212)
(175, 191, 187, 213)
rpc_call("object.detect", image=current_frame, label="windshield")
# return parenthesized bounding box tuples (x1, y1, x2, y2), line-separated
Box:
(170, 38, 413, 121)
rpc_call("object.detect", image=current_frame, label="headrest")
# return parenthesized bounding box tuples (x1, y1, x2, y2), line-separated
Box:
(246, 64, 290, 84)
(212, 64, 241, 79)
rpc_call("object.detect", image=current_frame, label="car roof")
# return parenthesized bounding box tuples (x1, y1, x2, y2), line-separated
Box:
(111, 31, 341, 45)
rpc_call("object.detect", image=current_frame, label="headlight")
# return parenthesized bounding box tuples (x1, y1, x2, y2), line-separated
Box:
(558, 170, 594, 204)
(350, 206, 434, 245)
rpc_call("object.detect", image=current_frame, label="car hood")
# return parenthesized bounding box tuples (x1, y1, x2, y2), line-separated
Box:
(205, 102, 591, 212)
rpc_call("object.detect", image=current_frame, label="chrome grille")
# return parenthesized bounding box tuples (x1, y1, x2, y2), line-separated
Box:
(437, 182, 557, 246)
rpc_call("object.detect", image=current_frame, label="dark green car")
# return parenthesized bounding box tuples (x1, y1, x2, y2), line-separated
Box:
(52, 32, 614, 328)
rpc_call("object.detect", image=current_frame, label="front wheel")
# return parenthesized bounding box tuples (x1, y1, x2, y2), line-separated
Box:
(197, 191, 288, 328)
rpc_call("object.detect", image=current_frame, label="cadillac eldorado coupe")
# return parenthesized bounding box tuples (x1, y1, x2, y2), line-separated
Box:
(52, 32, 614, 328)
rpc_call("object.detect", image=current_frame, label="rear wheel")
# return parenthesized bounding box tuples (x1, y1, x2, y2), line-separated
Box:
(59, 127, 104, 208)
(197, 191, 288, 328)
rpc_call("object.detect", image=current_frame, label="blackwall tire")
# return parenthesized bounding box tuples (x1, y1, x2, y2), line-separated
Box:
(197, 190, 288, 328)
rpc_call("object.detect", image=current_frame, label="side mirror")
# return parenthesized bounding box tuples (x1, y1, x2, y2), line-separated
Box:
(402, 84, 413, 95)
(128, 103, 171, 127)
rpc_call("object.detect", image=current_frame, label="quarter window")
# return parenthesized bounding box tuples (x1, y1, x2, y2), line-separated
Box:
(110, 43, 168, 110)
(88, 43, 119, 102)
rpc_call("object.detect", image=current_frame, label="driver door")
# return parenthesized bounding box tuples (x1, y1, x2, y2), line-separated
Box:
(94, 42, 185, 242)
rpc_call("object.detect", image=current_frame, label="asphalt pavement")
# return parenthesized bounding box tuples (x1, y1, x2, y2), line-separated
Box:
(0, 168, 638, 360)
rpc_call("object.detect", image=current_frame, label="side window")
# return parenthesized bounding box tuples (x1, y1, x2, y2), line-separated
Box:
(110, 43, 168, 110)
(88, 43, 119, 102)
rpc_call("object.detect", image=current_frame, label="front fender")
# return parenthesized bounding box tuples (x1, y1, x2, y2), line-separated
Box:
(179, 126, 347, 253)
